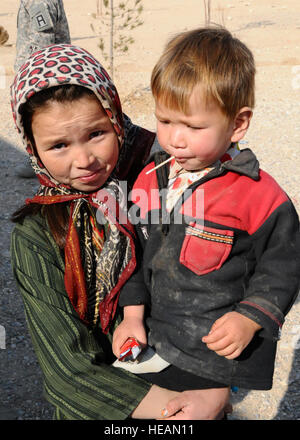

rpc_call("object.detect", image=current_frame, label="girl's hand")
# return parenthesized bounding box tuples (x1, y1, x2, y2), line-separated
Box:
(131, 385, 179, 419)
(202, 311, 262, 359)
(161, 387, 231, 420)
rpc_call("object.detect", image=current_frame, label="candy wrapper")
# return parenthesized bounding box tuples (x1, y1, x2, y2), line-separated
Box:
(113, 340, 170, 373)
(119, 337, 142, 362)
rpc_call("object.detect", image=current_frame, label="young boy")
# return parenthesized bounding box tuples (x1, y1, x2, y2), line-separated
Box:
(112, 27, 300, 392)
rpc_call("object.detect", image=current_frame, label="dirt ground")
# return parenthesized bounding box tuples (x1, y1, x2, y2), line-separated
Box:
(0, 0, 300, 420)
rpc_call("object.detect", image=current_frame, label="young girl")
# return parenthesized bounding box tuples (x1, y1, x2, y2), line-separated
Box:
(10, 44, 230, 419)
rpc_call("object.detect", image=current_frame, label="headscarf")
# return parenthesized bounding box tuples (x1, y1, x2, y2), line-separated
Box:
(11, 44, 154, 333)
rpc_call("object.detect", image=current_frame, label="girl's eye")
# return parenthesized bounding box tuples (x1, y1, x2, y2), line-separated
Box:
(52, 143, 66, 150)
(89, 130, 103, 139)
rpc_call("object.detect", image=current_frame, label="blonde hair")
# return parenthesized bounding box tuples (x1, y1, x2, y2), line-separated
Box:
(151, 26, 255, 120)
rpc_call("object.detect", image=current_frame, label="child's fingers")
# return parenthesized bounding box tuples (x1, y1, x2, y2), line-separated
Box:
(203, 314, 232, 341)
(223, 348, 242, 360)
(112, 333, 128, 358)
(202, 325, 227, 344)
(217, 345, 242, 359)
(206, 339, 243, 359)
(112, 343, 119, 358)
(208, 317, 225, 332)
(214, 343, 238, 358)
(205, 335, 232, 353)
(112, 338, 120, 357)
(136, 330, 147, 347)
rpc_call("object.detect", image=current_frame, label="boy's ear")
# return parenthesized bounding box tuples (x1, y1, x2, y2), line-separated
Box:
(230, 107, 252, 143)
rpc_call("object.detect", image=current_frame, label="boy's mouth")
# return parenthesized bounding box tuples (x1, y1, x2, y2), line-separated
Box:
(175, 157, 188, 162)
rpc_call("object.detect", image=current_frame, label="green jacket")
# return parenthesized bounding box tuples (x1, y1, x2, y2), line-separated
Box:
(11, 212, 151, 420)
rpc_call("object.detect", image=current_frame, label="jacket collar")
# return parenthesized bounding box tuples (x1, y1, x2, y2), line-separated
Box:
(220, 148, 260, 180)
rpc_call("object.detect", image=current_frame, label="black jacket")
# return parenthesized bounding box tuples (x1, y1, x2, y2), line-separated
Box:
(120, 149, 300, 390)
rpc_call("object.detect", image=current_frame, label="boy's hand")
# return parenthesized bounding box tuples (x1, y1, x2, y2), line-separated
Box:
(202, 311, 262, 359)
(112, 306, 147, 358)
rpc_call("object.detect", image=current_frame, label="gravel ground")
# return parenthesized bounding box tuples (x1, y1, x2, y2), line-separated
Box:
(0, 0, 300, 420)
(0, 82, 53, 419)
(0, 105, 53, 419)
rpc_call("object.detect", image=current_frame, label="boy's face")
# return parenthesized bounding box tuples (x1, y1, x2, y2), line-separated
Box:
(31, 95, 119, 192)
(155, 86, 237, 171)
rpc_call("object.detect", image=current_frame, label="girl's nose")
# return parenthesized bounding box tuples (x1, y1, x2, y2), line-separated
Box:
(74, 146, 96, 168)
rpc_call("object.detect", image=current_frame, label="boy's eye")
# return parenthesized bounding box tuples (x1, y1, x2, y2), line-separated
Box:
(188, 125, 203, 130)
(89, 130, 103, 139)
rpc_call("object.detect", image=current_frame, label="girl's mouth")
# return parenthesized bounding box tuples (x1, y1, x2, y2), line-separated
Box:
(77, 169, 103, 183)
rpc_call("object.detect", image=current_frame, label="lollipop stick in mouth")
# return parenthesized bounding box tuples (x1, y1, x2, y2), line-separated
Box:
(146, 156, 174, 175)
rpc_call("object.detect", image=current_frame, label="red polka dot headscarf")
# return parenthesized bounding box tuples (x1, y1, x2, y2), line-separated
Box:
(10, 44, 124, 186)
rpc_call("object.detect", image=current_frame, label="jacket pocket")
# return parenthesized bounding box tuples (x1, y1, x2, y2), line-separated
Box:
(179, 223, 234, 275)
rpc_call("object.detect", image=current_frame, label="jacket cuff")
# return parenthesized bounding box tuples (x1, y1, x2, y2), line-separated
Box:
(118, 273, 150, 307)
(235, 296, 285, 341)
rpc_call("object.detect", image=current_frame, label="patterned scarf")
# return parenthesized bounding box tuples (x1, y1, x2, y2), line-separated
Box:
(11, 44, 149, 333)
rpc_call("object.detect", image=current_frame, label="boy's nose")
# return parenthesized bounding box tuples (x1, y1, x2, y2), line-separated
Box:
(169, 127, 186, 149)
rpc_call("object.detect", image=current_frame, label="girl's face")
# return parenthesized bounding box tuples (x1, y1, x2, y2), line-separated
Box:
(31, 95, 119, 192)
